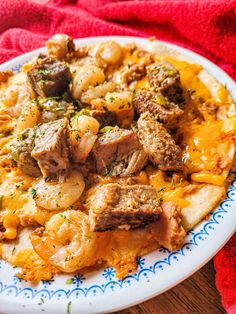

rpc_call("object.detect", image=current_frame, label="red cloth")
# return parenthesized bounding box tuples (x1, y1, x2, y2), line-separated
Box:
(214, 234, 236, 314)
(0, 0, 235, 312)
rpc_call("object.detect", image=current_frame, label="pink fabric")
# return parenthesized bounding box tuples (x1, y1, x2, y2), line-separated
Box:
(0, 0, 235, 312)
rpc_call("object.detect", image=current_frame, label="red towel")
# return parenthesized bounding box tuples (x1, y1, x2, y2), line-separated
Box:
(0, 0, 235, 312)
(214, 234, 236, 314)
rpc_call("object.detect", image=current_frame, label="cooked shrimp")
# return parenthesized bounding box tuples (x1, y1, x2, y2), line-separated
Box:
(96, 41, 122, 65)
(32, 170, 85, 210)
(30, 210, 108, 272)
(17, 100, 40, 132)
(46, 34, 75, 60)
(72, 65, 105, 99)
(81, 81, 116, 104)
(69, 131, 97, 163)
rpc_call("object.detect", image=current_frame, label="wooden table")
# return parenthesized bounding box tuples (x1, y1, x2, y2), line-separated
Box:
(116, 260, 225, 314)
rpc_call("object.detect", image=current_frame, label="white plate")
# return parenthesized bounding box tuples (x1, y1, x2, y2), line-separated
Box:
(0, 36, 236, 314)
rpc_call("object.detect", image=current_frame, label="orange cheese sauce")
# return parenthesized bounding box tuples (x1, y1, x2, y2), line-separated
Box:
(166, 59, 211, 100)
(147, 167, 190, 207)
(181, 120, 227, 172)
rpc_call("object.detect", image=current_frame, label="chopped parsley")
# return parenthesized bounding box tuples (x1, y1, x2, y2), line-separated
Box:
(157, 186, 165, 193)
(55, 108, 66, 112)
(37, 69, 51, 75)
(39, 79, 48, 85)
(15, 182, 24, 189)
(171, 177, 176, 188)
(99, 126, 114, 134)
(67, 301, 72, 314)
(55, 200, 60, 208)
(29, 188, 37, 199)
(37, 297, 45, 306)
(65, 278, 74, 285)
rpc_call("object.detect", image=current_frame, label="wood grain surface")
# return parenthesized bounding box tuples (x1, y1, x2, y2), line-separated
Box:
(115, 260, 225, 314)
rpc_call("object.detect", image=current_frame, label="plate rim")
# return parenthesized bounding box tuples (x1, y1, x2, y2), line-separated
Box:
(0, 35, 235, 314)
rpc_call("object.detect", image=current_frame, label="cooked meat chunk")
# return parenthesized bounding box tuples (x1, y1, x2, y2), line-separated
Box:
(27, 56, 72, 97)
(107, 149, 148, 177)
(137, 112, 182, 171)
(11, 128, 41, 177)
(151, 202, 186, 251)
(92, 127, 147, 176)
(89, 183, 162, 231)
(147, 61, 184, 103)
(133, 90, 183, 129)
(119, 150, 148, 176)
(31, 118, 69, 178)
(91, 110, 117, 128)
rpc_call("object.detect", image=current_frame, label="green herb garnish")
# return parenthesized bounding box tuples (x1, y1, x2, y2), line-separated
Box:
(99, 126, 114, 134)
(66, 278, 74, 285)
(67, 301, 72, 314)
(29, 188, 37, 199)
(157, 187, 165, 193)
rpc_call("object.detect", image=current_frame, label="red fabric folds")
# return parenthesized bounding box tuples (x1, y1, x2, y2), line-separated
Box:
(0, 0, 235, 312)
(214, 234, 236, 314)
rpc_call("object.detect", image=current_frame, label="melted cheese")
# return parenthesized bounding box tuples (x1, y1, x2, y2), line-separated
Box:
(165, 58, 211, 101)
(147, 168, 189, 207)
(191, 172, 225, 186)
(135, 77, 150, 90)
(163, 188, 190, 207)
(182, 120, 233, 174)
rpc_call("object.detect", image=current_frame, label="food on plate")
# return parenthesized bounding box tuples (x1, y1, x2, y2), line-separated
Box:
(0, 35, 235, 282)
(147, 61, 184, 103)
(92, 127, 147, 176)
(27, 56, 72, 97)
(133, 90, 184, 129)
(31, 118, 69, 179)
(30, 210, 107, 273)
(89, 183, 162, 231)
(137, 112, 182, 170)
